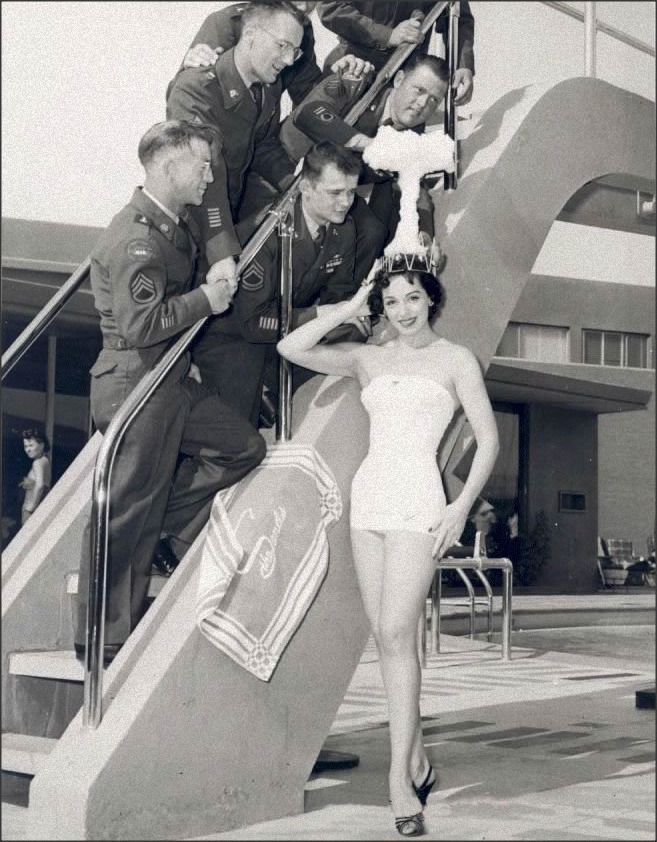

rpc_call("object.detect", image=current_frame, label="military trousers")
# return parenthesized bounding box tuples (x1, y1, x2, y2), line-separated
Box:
(75, 351, 266, 649)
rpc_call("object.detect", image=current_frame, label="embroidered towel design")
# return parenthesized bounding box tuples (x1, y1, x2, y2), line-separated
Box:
(196, 443, 342, 681)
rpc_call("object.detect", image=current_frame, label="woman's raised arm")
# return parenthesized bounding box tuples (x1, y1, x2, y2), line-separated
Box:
(276, 280, 372, 378)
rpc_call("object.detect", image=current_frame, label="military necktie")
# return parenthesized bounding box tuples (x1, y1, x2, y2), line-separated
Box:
(313, 224, 326, 251)
(251, 83, 263, 114)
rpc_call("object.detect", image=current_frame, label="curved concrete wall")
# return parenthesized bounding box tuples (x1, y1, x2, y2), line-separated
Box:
(433, 77, 655, 365)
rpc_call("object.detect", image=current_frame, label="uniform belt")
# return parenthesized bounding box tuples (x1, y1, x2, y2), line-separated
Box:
(103, 336, 134, 350)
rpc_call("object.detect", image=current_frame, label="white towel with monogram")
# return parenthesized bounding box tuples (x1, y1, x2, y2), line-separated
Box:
(196, 443, 342, 681)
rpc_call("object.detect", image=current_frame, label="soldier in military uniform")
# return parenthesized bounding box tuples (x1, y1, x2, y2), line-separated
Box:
(170, 2, 321, 109)
(318, 1, 475, 106)
(283, 53, 450, 247)
(192, 141, 369, 428)
(165, 0, 307, 284)
(75, 120, 266, 664)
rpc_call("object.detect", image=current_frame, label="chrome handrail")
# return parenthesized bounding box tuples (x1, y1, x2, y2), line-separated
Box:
(275, 196, 296, 442)
(1, 257, 91, 378)
(542, 1, 655, 57)
(444, 1, 460, 191)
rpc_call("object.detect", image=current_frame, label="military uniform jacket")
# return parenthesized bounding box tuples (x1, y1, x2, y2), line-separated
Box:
(89, 188, 212, 379)
(287, 74, 434, 237)
(166, 49, 295, 265)
(318, 1, 475, 73)
(174, 3, 321, 108)
(235, 195, 358, 344)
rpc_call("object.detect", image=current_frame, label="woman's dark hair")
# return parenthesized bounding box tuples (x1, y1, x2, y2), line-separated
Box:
(367, 254, 445, 321)
(22, 428, 51, 454)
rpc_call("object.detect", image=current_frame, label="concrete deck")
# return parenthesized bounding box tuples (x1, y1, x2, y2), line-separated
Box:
(192, 593, 655, 841)
(2, 593, 654, 841)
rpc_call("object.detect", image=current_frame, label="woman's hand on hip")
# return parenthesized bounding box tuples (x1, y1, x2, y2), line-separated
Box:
(430, 503, 469, 559)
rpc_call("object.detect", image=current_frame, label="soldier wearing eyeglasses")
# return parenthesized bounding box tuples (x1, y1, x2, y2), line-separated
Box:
(166, 0, 307, 291)
(170, 2, 322, 109)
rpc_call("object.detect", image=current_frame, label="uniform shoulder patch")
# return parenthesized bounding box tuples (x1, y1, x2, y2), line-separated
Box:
(312, 104, 335, 123)
(130, 272, 157, 303)
(240, 260, 265, 291)
(126, 238, 155, 260)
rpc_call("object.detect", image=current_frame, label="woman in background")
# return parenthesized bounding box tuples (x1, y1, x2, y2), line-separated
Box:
(19, 428, 51, 525)
(278, 253, 499, 836)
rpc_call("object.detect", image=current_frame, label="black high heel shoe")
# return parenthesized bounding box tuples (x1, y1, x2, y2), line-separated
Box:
(394, 812, 426, 837)
(412, 764, 437, 807)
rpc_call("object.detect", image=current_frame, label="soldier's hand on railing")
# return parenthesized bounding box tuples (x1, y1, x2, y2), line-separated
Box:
(183, 43, 223, 69)
(452, 68, 474, 106)
(387, 19, 424, 47)
(200, 279, 235, 315)
(331, 54, 374, 80)
(206, 256, 238, 291)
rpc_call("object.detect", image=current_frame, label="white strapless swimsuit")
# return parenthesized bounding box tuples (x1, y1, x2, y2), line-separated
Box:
(350, 374, 456, 533)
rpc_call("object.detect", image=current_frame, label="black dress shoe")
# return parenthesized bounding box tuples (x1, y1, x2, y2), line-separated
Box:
(74, 643, 120, 665)
(151, 537, 180, 577)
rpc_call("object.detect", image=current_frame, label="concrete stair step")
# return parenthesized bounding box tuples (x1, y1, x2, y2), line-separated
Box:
(1, 732, 57, 775)
(8, 649, 87, 681)
(66, 572, 167, 598)
(0, 801, 31, 841)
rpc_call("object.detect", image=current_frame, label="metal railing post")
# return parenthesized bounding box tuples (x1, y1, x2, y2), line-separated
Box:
(584, 2, 597, 77)
(444, 1, 460, 191)
(541, 2, 654, 58)
(276, 199, 296, 442)
(501, 564, 513, 660)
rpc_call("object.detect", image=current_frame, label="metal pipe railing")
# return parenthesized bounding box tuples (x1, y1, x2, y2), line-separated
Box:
(584, 2, 597, 78)
(430, 556, 513, 660)
(1, 257, 91, 378)
(542, 1, 656, 57)
(444, 1, 460, 191)
(275, 197, 296, 442)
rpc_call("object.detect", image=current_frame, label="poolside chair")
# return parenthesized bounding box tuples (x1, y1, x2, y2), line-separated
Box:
(597, 536, 636, 587)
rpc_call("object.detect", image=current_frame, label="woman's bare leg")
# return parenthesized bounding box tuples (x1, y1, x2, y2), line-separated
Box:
(378, 530, 436, 817)
(350, 528, 386, 639)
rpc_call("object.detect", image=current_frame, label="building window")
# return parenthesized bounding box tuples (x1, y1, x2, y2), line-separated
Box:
(496, 323, 570, 363)
(582, 330, 651, 368)
(559, 491, 586, 512)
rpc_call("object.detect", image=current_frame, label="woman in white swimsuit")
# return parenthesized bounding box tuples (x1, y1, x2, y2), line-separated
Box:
(278, 253, 499, 837)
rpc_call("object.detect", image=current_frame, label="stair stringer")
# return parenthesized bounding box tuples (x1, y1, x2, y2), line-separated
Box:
(26, 374, 372, 841)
